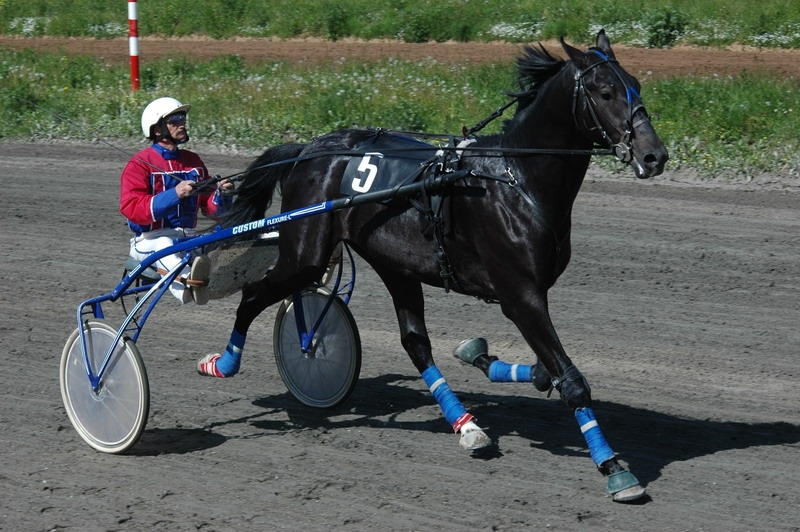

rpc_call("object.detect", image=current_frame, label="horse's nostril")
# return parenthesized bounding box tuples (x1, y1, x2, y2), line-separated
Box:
(644, 152, 668, 168)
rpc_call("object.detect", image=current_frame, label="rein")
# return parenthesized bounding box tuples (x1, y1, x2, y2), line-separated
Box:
(18, 98, 198, 185)
(195, 48, 641, 195)
(192, 143, 614, 194)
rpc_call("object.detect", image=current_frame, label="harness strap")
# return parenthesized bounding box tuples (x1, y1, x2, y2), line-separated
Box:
(410, 158, 461, 293)
(548, 364, 590, 401)
(431, 202, 457, 293)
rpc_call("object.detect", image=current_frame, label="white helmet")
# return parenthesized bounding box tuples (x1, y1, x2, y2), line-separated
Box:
(141, 97, 191, 139)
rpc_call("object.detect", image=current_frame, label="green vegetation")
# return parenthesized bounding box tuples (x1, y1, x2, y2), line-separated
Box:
(2, 0, 800, 47)
(1, 1, 799, 177)
(651, 75, 800, 175)
(0, 50, 512, 144)
(2, 48, 798, 177)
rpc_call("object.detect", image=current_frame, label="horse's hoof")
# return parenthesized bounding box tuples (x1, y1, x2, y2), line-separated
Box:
(459, 420, 492, 451)
(612, 484, 646, 502)
(607, 470, 646, 502)
(453, 338, 488, 366)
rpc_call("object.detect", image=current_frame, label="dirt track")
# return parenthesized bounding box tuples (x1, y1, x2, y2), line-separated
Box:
(2, 36, 800, 532)
(2, 139, 799, 531)
(3, 35, 800, 78)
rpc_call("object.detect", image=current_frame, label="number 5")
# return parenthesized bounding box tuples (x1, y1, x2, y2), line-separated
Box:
(353, 155, 379, 192)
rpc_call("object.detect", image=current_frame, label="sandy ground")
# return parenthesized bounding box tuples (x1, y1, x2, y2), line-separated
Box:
(1, 37, 800, 531)
(1, 140, 799, 531)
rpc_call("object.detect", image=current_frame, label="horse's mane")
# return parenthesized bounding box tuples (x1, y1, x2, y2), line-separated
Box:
(512, 43, 567, 98)
(497, 43, 567, 134)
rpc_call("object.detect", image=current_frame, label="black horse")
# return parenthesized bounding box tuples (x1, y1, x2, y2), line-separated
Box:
(199, 30, 668, 502)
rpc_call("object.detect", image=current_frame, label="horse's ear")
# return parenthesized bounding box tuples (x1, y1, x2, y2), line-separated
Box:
(594, 29, 616, 60)
(560, 36, 587, 66)
(561, 31, 616, 67)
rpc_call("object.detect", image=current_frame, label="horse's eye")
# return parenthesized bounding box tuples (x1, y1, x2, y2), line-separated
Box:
(600, 90, 614, 101)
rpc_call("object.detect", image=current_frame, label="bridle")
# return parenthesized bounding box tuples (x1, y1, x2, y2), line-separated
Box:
(194, 49, 656, 194)
(571, 49, 649, 165)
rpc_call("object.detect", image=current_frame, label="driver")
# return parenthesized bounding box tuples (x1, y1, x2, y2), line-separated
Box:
(120, 97, 233, 304)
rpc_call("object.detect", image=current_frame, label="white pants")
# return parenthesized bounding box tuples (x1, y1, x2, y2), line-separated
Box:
(130, 228, 196, 303)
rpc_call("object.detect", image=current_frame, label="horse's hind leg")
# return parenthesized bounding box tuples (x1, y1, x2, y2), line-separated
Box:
(376, 270, 492, 451)
(197, 263, 324, 378)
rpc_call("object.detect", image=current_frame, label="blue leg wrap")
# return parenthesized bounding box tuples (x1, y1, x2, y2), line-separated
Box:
(575, 407, 615, 466)
(422, 366, 469, 429)
(488, 361, 533, 382)
(215, 329, 246, 377)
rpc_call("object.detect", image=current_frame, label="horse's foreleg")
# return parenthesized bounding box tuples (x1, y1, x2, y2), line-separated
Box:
(576, 407, 646, 502)
(452, 322, 581, 407)
(497, 293, 645, 501)
(498, 293, 591, 408)
(377, 271, 492, 451)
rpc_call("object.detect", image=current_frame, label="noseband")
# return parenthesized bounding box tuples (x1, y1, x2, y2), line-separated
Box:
(571, 50, 649, 164)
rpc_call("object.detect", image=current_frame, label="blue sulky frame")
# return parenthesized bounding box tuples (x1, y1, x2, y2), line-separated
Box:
(74, 167, 471, 393)
(75, 200, 338, 393)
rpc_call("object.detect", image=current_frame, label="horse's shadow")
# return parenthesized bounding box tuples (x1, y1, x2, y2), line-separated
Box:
(246, 373, 800, 485)
(131, 372, 799, 482)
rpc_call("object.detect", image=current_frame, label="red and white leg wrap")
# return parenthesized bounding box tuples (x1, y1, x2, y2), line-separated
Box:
(453, 413, 475, 433)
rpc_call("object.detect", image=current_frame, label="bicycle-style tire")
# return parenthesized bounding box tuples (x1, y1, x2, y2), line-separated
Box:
(60, 320, 149, 453)
(273, 288, 361, 408)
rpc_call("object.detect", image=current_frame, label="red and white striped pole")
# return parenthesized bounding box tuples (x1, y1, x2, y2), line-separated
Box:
(128, 0, 140, 91)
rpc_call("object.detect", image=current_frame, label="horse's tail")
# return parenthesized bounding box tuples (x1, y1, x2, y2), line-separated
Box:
(222, 143, 306, 227)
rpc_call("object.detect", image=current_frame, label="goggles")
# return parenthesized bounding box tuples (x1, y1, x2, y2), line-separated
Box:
(166, 113, 186, 126)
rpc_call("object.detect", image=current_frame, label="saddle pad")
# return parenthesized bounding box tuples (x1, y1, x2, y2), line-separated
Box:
(340, 133, 435, 196)
(207, 233, 279, 299)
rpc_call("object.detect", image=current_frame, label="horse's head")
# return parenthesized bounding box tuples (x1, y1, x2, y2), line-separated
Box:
(562, 30, 668, 179)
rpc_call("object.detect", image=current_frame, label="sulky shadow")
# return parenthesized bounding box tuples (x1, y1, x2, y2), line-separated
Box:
(129, 427, 228, 456)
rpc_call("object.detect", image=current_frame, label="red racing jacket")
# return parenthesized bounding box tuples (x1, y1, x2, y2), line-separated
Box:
(120, 144, 229, 235)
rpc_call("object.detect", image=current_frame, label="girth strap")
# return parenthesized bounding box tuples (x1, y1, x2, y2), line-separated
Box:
(410, 183, 458, 292)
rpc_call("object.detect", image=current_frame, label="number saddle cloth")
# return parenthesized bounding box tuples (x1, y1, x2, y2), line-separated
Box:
(341, 130, 477, 292)
(206, 130, 475, 299)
